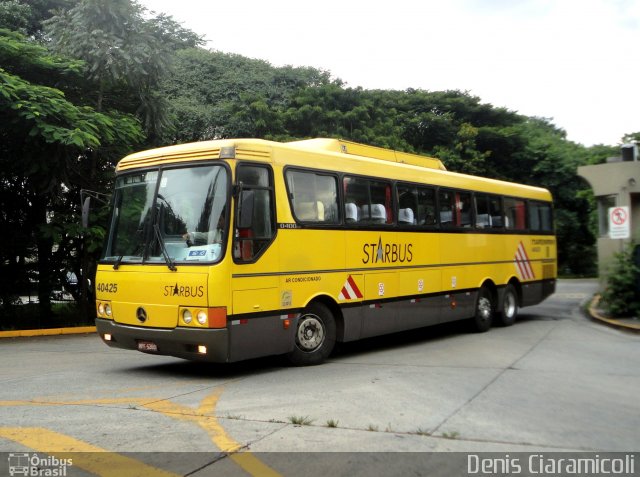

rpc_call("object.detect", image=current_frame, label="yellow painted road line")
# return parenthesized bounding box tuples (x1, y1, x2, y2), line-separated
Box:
(0, 390, 283, 477)
(0, 427, 179, 477)
(0, 326, 96, 338)
(144, 389, 283, 477)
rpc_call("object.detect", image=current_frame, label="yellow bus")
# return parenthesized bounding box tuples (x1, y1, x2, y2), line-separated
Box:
(94, 138, 556, 365)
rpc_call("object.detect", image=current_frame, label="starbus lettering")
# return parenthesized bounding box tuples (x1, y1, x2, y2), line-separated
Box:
(163, 283, 205, 298)
(362, 236, 413, 264)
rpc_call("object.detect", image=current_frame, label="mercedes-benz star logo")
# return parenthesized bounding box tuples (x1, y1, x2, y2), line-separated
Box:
(136, 307, 147, 323)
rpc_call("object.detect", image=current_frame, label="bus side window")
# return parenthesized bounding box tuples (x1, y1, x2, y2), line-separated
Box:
(397, 183, 418, 226)
(439, 190, 455, 227)
(475, 194, 491, 228)
(344, 176, 393, 226)
(489, 196, 503, 228)
(504, 197, 527, 231)
(417, 187, 436, 226)
(457, 192, 472, 227)
(234, 164, 275, 262)
(286, 169, 339, 224)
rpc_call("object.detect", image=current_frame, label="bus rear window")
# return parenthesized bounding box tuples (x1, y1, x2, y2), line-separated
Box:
(529, 201, 553, 232)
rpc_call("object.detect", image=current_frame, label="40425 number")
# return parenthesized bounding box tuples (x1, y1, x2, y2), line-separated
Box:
(96, 282, 118, 293)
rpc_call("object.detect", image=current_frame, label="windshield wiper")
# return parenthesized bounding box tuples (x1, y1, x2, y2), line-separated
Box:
(153, 224, 177, 271)
(113, 255, 124, 270)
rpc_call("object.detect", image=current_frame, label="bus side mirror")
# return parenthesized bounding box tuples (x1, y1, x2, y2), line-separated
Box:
(82, 196, 91, 229)
(237, 190, 255, 229)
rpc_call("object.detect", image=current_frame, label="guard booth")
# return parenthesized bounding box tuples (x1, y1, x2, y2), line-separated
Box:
(578, 144, 640, 285)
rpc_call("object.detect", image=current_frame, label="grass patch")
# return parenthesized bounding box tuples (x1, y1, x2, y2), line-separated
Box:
(412, 428, 431, 436)
(288, 415, 314, 426)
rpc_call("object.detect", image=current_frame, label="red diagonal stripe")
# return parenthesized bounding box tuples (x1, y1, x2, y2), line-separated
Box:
(347, 275, 363, 298)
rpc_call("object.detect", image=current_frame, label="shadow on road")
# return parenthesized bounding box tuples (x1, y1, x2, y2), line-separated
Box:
(112, 312, 559, 378)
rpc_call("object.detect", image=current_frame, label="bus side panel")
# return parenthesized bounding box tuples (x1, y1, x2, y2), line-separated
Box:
(339, 305, 363, 342)
(440, 290, 476, 324)
(394, 296, 441, 331)
(521, 279, 556, 307)
(227, 314, 295, 362)
(361, 272, 398, 338)
(396, 269, 442, 330)
(439, 264, 475, 322)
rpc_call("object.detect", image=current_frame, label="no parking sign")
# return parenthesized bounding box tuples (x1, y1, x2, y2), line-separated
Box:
(609, 206, 630, 239)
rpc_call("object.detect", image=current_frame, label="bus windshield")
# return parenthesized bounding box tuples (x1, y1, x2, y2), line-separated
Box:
(103, 165, 228, 265)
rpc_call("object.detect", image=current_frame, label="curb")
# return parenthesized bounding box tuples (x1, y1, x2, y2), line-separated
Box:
(588, 295, 640, 331)
(0, 326, 96, 339)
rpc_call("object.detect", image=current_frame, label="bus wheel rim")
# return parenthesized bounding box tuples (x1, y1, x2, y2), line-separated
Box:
(478, 296, 492, 322)
(504, 292, 517, 318)
(296, 314, 325, 352)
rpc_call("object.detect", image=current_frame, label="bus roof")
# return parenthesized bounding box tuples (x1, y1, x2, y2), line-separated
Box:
(116, 138, 551, 201)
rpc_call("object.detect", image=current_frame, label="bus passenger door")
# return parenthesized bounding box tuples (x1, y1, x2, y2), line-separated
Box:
(229, 163, 288, 361)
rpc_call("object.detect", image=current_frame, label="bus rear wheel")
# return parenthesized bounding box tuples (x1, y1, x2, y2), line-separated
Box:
(287, 302, 336, 366)
(498, 284, 518, 326)
(472, 287, 494, 333)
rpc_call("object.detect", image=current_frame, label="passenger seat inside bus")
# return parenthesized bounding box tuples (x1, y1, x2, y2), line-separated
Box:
(398, 208, 415, 225)
(296, 201, 325, 221)
(345, 203, 358, 223)
(476, 213, 491, 228)
(361, 203, 386, 223)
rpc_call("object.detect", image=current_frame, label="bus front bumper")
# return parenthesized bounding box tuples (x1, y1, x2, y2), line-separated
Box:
(95, 318, 229, 362)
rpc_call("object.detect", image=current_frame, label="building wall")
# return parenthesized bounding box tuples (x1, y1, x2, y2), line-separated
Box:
(578, 161, 640, 287)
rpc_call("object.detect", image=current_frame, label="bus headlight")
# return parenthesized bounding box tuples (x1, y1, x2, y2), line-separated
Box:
(197, 310, 207, 325)
(182, 309, 193, 324)
(97, 301, 112, 318)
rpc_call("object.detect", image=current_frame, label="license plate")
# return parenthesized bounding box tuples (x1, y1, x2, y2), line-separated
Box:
(137, 341, 158, 352)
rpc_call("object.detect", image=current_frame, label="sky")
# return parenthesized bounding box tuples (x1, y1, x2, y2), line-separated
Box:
(139, 0, 639, 147)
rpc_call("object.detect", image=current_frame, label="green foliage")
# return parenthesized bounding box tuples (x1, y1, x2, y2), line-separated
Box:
(601, 245, 640, 317)
(162, 48, 331, 143)
(0, 0, 77, 37)
(622, 132, 640, 144)
(44, 0, 203, 139)
(0, 23, 144, 319)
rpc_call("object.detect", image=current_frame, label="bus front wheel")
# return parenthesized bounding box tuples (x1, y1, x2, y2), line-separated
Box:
(287, 302, 336, 366)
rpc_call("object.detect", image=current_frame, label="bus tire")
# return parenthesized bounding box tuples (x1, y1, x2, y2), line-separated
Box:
(287, 302, 336, 366)
(472, 286, 493, 333)
(498, 284, 518, 326)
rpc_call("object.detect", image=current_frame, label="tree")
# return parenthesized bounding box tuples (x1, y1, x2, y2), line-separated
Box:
(44, 0, 202, 142)
(39, 0, 204, 319)
(161, 48, 331, 142)
(0, 28, 143, 320)
(0, 0, 76, 38)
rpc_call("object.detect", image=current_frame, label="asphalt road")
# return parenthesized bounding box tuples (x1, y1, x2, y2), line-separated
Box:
(1, 279, 639, 476)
